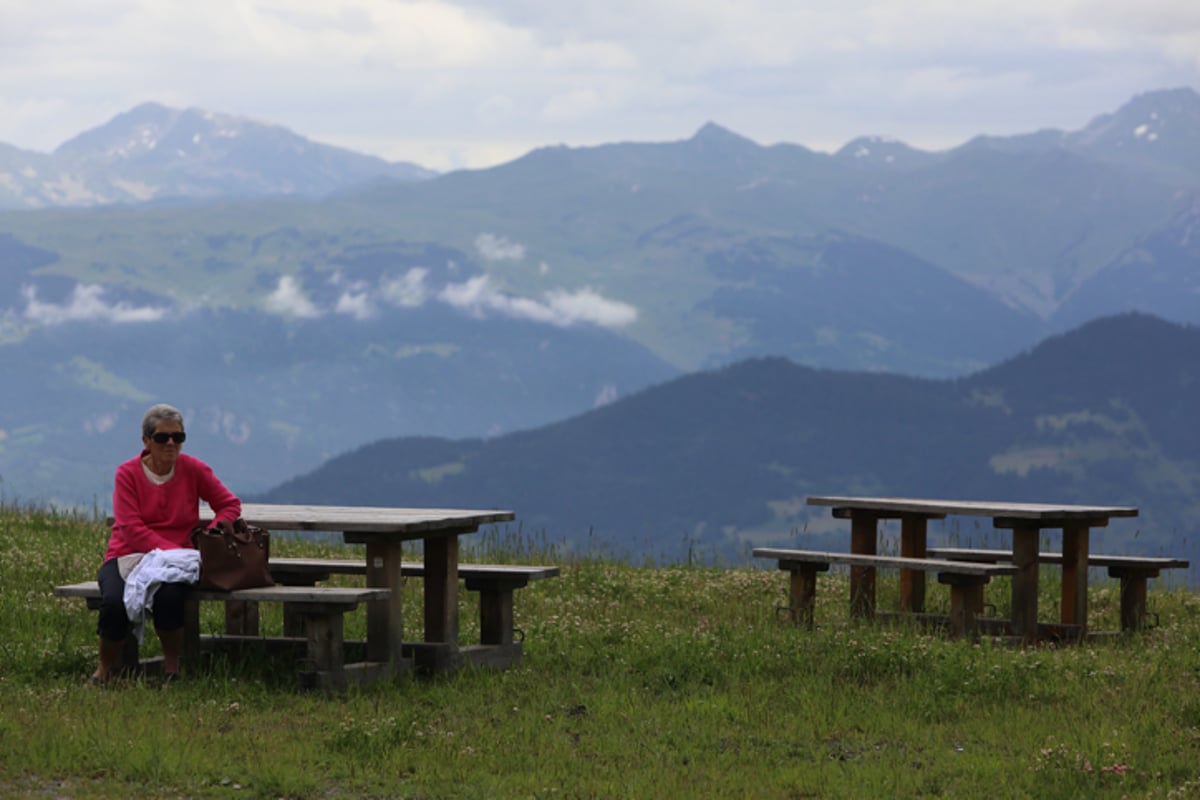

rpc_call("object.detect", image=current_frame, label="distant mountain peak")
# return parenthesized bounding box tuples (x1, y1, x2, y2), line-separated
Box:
(1072, 87, 1200, 149)
(0, 101, 435, 207)
(689, 122, 759, 149)
(121, 100, 172, 119)
(56, 103, 283, 162)
(833, 135, 935, 169)
(1065, 86, 1200, 181)
(1117, 86, 1200, 116)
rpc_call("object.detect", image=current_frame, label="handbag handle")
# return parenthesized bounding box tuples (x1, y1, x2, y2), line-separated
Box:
(191, 523, 263, 549)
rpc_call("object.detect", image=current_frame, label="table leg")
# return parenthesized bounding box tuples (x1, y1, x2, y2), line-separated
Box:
(1111, 568, 1154, 631)
(939, 573, 989, 640)
(478, 585, 515, 645)
(849, 512, 878, 619)
(899, 516, 928, 613)
(788, 565, 824, 629)
(364, 540, 404, 664)
(424, 535, 460, 644)
(224, 599, 259, 636)
(1011, 525, 1040, 643)
(1061, 524, 1089, 633)
(303, 610, 345, 691)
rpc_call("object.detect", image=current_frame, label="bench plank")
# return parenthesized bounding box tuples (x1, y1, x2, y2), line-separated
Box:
(52, 582, 388, 605)
(752, 548, 1017, 639)
(54, 581, 389, 690)
(751, 548, 1018, 577)
(925, 547, 1189, 570)
(268, 557, 560, 583)
(267, 557, 560, 661)
(927, 546, 1190, 631)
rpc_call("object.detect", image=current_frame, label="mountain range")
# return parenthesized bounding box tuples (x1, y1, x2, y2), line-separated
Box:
(0, 102, 434, 208)
(1, 88, 1198, 535)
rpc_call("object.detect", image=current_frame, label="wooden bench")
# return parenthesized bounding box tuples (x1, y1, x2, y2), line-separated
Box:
(752, 548, 1019, 639)
(266, 558, 560, 669)
(927, 547, 1190, 631)
(53, 581, 390, 691)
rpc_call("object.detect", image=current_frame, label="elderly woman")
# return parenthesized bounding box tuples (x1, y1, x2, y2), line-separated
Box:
(93, 403, 241, 683)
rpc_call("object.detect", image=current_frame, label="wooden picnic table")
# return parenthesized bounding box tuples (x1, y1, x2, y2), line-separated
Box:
(806, 495, 1139, 642)
(198, 502, 516, 673)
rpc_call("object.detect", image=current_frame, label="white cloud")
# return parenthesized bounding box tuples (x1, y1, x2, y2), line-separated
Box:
(380, 267, 431, 307)
(262, 275, 321, 318)
(84, 412, 118, 434)
(21, 284, 167, 325)
(221, 410, 251, 445)
(593, 383, 619, 407)
(543, 87, 606, 121)
(206, 268, 633, 330)
(15, 246, 1032, 343)
(475, 233, 526, 262)
(327, 272, 375, 318)
(335, 291, 376, 320)
(439, 275, 636, 328)
(439, 274, 500, 316)
(2, 1, 1198, 167)
(326, 270, 364, 290)
(544, 287, 638, 327)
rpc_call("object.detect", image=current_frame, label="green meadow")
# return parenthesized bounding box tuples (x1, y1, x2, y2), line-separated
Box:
(2, 502, 1200, 799)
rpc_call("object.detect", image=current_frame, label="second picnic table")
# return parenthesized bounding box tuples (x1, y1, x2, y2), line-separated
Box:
(806, 495, 1139, 642)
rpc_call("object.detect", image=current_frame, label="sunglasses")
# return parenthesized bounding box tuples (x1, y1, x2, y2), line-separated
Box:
(150, 432, 187, 444)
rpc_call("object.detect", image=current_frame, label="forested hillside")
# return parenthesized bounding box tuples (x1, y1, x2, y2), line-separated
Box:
(256, 313, 1200, 564)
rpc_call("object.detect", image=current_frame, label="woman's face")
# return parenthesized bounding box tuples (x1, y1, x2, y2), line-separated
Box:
(143, 421, 185, 468)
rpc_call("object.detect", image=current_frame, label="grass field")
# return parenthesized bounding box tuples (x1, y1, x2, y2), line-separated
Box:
(2, 502, 1200, 799)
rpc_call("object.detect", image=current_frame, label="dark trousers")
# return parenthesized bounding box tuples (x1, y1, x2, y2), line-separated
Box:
(96, 557, 187, 641)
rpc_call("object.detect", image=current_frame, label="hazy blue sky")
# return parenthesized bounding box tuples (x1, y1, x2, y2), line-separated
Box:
(3, 0, 1199, 171)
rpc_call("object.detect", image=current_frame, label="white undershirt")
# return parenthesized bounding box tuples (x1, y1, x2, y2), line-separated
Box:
(141, 457, 175, 486)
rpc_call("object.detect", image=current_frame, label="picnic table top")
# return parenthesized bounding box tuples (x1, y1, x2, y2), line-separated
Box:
(205, 503, 516, 534)
(110, 503, 515, 536)
(806, 495, 1138, 520)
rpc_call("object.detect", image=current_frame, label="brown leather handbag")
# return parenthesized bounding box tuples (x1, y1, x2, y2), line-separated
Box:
(191, 518, 275, 591)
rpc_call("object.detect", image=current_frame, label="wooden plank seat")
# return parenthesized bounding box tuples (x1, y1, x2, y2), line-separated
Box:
(752, 548, 1018, 639)
(265, 557, 560, 669)
(927, 547, 1190, 631)
(53, 581, 389, 691)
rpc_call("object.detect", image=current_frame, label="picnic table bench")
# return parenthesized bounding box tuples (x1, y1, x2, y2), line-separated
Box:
(752, 548, 1018, 639)
(263, 558, 559, 667)
(53, 581, 388, 691)
(927, 547, 1189, 631)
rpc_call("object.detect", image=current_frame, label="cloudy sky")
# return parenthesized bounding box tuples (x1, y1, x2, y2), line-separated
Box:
(3, 0, 1199, 172)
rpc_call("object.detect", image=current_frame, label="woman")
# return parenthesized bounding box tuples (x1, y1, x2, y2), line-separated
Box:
(94, 403, 242, 683)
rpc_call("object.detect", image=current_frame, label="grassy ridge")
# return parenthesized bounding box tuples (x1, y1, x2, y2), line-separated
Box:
(2, 504, 1200, 798)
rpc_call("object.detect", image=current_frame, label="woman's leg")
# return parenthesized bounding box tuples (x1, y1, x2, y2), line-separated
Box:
(158, 629, 183, 675)
(152, 582, 188, 675)
(95, 559, 130, 681)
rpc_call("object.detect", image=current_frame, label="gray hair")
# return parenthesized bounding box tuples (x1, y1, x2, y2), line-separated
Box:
(142, 404, 185, 438)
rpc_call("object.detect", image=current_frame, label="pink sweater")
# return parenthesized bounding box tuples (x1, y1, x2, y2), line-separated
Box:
(104, 451, 242, 562)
